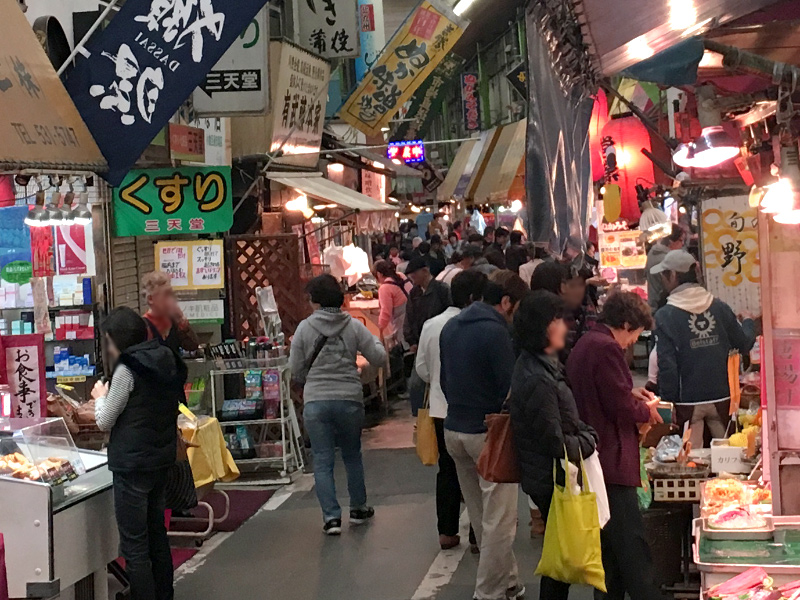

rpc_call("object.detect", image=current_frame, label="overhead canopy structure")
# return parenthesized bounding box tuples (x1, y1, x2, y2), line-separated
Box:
(267, 172, 391, 212)
(470, 120, 526, 205)
(437, 139, 478, 202)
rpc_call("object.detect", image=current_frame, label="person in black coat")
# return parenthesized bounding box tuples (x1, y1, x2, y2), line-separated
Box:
(509, 291, 598, 600)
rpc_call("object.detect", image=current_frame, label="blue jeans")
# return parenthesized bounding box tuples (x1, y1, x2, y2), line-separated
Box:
(304, 400, 367, 522)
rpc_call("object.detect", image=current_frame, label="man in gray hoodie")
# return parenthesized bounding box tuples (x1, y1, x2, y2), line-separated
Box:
(289, 274, 387, 535)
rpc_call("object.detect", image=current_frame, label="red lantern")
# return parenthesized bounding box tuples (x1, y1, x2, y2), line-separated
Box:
(588, 89, 609, 182)
(601, 116, 654, 223)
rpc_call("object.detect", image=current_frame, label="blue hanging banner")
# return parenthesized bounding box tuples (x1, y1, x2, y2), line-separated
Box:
(63, 0, 268, 186)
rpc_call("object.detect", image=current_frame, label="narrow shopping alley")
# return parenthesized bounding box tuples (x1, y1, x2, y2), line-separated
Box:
(173, 408, 595, 600)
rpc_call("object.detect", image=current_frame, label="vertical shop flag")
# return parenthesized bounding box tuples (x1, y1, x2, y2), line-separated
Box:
(393, 53, 463, 140)
(339, 0, 469, 137)
(193, 7, 270, 116)
(299, 0, 360, 59)
(355, 0, 385, 79)
(1, 334, 46, 419)
(63, 0, 269, 186)
(461, 72, 481, 131)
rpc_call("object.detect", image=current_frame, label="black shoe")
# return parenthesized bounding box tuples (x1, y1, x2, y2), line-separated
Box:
(349, 507, 375, 524)
(323, 519, 342, 535)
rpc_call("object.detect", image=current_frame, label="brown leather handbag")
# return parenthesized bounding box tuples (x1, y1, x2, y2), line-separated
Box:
(477, 413, 520, 484)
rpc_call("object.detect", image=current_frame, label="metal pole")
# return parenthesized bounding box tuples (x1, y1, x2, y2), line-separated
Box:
(57, 0, 121, 76)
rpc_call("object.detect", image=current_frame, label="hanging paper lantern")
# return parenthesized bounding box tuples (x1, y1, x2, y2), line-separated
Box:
(588, 89, 610, 182)
(601, 116, 654, 223)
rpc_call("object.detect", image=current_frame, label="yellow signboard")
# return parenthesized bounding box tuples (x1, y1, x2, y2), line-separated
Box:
(599, 230, 647, 269)
(340, 0, 469, 136)
(0, 0, 105, 170)
(155, 240, 225, 291)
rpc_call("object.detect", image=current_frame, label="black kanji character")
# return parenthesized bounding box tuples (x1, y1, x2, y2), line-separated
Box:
(322, 0, 337, 26)
(371, 65, 395, 89)
(310, 28, 327, 54)
(11, 57, 39, 99)
(331, 29, 353, 54)
(281, 90, 292, 127)
(395, 40, 430, 72)
(290, 93, 299, 126)
(394, 61, 409, 80)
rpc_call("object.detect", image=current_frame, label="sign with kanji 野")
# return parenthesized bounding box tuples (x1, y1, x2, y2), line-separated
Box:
(1, 334, 46, 419)
(63, 0, 270, 185)
(194, 7, 270, 116)
(0, 0, 105, 172)
(701, 195, 761, 316)
(155, 240, 224, 290)
(393, 53, 463, 141)
(340, 0, 469, 136)
(299, 0, 360, 59)
(461, 72, 481, 131)
(113, 166, 233, 237)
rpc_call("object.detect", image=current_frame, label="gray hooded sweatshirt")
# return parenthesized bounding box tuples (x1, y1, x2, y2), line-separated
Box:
(289, 309, 387, 403)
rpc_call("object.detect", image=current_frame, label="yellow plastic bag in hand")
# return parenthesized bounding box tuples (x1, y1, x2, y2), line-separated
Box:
(416, 388, 438, 466)
(535, 455, 606, 592)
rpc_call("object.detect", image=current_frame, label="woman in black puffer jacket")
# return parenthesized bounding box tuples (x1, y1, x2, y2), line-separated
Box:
(509, 291, 598, 600)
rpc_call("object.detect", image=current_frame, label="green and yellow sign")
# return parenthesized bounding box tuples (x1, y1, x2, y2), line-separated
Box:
(112, 166, 234, 237)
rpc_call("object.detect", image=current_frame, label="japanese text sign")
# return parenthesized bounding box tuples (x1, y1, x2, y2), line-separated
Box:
(178, 299, 225, 323)
(155, 240, 224, 289)
(340, 0, 469, 136)
(269, 41, 331, 167)
(113, 166, 233, 237)
(169, 123, 206, 162)
(461, 72, 481, 131)
(701, 195, 761, 316)
(393, 53, 463, 141)
(194, 7, 270, 116)
(0, 0, 105, 171)
(599, 230, 646, 269)
(774, 335, 800, 409)
(387, 140, 425, 164)
(1, 334, 46, 419)
(299, 0, 360, 59)
(63, 0, 270, 186)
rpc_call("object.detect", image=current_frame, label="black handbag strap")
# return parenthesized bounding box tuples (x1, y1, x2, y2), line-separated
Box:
(307, 335, 328, 372)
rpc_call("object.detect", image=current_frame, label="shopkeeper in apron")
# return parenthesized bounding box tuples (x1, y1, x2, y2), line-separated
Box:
(141, 272, 200, 354)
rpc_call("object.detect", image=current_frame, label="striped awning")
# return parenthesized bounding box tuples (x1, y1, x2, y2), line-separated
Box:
(436, 139, 477, 202)
(471, 119, 526, 205)
(268, 172, 390, 212)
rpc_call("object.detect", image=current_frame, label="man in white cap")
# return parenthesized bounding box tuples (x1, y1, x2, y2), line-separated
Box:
(652, 250, 756, 447)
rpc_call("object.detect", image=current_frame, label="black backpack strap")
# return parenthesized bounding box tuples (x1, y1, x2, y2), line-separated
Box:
(386, 278, 410, 299)
(307, 335, 329, 372)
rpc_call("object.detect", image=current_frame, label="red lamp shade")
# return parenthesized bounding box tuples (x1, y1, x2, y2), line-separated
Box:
(588, 90, 609, 182)
(601, 116, 653, 223)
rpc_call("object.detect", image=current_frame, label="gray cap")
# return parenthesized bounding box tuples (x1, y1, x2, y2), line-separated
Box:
(650, 249, 697, 275)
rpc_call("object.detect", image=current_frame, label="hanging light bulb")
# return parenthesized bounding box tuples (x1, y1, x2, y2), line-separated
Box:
(510, 199, 523, 212)
(285, 194, 314, 219)
(24, 191, 51, 228)
(673, 126, 740, 169)
(71, 192, 93, 225)
(760, 178, 795, 214)
(60, 190, 76, 226)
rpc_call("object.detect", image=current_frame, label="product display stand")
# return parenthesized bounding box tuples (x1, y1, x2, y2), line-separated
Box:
(210, 358, 304, 485)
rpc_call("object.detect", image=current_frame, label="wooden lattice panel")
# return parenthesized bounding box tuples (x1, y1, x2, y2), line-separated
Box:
(226, 234, 309, 339)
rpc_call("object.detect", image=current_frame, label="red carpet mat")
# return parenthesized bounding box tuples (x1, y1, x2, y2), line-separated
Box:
(117, 547, 197, 571)
(170, 489, 276, 533)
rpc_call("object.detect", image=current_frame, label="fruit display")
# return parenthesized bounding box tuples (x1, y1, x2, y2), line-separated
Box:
(0, 452, 77, 485)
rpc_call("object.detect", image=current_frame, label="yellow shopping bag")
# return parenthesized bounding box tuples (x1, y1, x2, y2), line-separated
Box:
(535, 453, 606, 592)
(416, 387, 438, 466)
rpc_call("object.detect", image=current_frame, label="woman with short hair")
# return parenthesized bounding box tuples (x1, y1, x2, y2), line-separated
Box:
(509, 291, 598, 600)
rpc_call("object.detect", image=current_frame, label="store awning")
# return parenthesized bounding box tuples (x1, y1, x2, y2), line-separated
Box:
(0, 2, 106, 172)
(437, 139, 477, 202)
(268, 172, 391, 212)
(471, 120, 526, 205)
(461, 128, 502, 201)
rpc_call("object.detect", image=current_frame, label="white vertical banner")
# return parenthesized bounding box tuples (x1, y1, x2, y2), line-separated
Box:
(298, 0, 361, 59)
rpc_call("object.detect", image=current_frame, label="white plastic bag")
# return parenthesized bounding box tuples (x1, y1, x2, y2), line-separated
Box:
(583, 452, 610, 528)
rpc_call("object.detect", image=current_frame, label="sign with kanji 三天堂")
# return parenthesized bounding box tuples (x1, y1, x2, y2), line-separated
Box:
(299, 0, 360, 59)
(1, 334, 46, 418)
(269, 41, 331, 167)
(113, 167, 233, 237)
(701, 195, 760, 316)
(194, 7, 270, 116)
(155, 239, 224, 290)
(461, 72, 481, 131)
(393, 53, 463, 141)
(340, 0, 469, 137)
(63, 0, 270, 186)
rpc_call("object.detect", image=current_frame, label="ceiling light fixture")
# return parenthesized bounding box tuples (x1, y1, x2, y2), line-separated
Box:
(24, 191, 50, 228)
(452, 0, 475, 16)
(673, 126, 740, 169)
(70, 191, 93, 225)
(760, 178, 794, 214)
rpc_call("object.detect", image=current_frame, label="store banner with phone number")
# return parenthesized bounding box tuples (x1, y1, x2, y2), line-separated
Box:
(113, 166, 233, 236)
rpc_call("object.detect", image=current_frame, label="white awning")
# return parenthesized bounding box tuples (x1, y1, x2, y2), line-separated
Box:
(267, 172, 391, 212)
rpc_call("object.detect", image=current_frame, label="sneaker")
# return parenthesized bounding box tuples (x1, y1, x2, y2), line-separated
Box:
(323, 519, 342, 535)
(506, 585, 526, 600)
(349, 507, 375, 524)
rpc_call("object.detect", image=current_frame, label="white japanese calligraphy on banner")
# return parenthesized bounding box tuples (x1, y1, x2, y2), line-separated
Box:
(299, 0, 360, 59)
(701, 195, 761, 315)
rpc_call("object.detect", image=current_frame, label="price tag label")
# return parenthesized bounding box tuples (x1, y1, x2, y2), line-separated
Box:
(66, 331, 77, 340)
(57, 375, 87, 384)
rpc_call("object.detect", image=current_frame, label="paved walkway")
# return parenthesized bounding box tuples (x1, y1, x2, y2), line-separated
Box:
(173, 408, 596, 600)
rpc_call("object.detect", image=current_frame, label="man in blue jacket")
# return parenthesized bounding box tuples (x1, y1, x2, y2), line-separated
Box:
(653, 250, 756, 448)
(440, 272, 528, 600)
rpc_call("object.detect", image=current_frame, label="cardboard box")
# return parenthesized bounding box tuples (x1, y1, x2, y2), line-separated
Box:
(710, 439, 749, 474)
